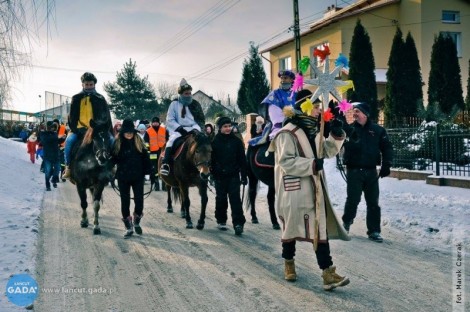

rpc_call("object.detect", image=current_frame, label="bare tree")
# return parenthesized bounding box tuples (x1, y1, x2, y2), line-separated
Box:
(0, 1, 55, 108)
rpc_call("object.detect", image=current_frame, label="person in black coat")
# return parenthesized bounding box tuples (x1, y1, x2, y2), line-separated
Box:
(211, 116, 247, 236)
(340, 103, 393, 242)
(39, 121, 65, 191)
(111, 119, 152, 238)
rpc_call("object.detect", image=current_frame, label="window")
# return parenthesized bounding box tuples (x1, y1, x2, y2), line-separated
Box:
(441, 32, 462, 57)
(442, 11, 460, 23)
(279, 56, 292, 71)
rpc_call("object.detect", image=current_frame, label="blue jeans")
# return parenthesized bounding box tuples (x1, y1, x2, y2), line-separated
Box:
(64, 131, 115, 165)
(44, 159, 60, 188)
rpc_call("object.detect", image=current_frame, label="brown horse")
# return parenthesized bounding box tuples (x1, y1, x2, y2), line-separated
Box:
(159, 131, 212, 229)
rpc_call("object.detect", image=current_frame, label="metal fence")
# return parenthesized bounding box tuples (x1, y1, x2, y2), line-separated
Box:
(388, 124, 470, 177)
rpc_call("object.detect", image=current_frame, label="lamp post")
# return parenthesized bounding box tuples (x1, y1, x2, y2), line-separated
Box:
(38, 94, 42, 123)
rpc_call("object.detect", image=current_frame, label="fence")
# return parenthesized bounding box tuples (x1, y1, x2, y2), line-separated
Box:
(388, 124, 470, 177)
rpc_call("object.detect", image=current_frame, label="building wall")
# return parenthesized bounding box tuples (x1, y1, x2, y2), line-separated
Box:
(266, 0, 469, 105)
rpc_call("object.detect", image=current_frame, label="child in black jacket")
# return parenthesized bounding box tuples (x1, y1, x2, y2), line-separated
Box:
(111, 119, 152, 238)
(40, 121, 65, 191)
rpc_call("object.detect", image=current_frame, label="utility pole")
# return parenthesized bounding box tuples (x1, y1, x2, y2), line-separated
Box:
(293, 0, 301, 72)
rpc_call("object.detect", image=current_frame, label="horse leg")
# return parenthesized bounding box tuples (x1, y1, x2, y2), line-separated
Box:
(181, 187, 192, 229)
(77, 185, 89, 228)
(166, 185, 173, 213)
(248, 178, 259, 224)
(196, 182, 208, 230)
(92, 184, 105, 235)
(267, 186, 280, 230)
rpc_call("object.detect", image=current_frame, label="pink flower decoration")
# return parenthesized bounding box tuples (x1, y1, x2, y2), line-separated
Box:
(338, 99, 352, 113)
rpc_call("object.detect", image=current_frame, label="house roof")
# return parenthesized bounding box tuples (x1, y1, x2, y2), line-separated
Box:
(260, 0, 399, 54)
(193, 90, 238, 114)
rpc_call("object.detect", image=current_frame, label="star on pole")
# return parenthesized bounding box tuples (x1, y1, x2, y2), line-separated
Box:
(304, 56, 349, 107)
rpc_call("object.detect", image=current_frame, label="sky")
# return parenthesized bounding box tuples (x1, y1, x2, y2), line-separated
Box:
(10, 0, 346, 113)
(1, 134, 469, 309)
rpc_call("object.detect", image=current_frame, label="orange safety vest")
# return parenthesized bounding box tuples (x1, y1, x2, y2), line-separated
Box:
(146, 126, 166, 152)
(58, 124, 67, 148)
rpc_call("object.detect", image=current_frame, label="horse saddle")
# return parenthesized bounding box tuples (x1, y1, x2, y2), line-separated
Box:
(163, 135, 187, 162)
(254, 142, 274, 168)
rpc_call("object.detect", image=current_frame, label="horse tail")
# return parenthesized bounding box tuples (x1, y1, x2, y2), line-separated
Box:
(171, 187, 181, 204)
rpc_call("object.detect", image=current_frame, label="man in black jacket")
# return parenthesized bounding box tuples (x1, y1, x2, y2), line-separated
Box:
(341, 103, 393, 242)
(63, 72, 113, 179)
(211, 116, 247, 236)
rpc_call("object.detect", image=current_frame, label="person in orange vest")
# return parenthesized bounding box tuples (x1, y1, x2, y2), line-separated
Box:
(143, 116, 168, 191)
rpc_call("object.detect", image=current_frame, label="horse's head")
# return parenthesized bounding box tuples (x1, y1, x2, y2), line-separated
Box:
(188, 131, 212, 180)
(83, 119, 112, 166)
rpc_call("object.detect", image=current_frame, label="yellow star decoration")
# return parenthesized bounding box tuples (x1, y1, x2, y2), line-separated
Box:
(304, 57, 349, 107)
(300, 98, 314, 115)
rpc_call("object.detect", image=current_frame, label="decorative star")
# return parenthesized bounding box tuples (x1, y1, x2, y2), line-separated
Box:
(304, 57, 349, 108)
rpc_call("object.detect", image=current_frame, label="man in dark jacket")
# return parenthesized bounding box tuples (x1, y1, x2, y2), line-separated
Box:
(40, 121, 65, 191)
(211, 116, 247, 235)
(341, 103, 393, 242)
(63, 72, 113, 179)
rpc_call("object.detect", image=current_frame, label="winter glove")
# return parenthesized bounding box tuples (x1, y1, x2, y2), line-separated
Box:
(241, 177, 248, 186)
(330, 119, 344, 137)
(175, 126, 188, 136)
(314, 158, 324, 172)
(379, 164, 391, 178)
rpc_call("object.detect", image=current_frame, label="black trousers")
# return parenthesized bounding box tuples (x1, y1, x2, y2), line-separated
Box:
(342, 168, 381, 234)
(214, 175, 246, 226)
(118, 178, 144, 219)
(282, 240, 333, 270)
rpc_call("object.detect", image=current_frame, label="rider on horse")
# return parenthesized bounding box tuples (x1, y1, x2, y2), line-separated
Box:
(63, 72, 113, 179)
(160, 78, 205, 176)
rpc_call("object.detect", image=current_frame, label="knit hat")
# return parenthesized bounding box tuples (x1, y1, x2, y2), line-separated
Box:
(28, 134, 37, 142)
(353, 102, 370, 117)
(46, 121, 57, 131)
(178, 78, 192, 94)
(216, 116, 232, 129)
(137, 124, 147, 131)
(120, 118, 136, 134)
(255, 116, 264, 125)
(151, 116, 160, 123)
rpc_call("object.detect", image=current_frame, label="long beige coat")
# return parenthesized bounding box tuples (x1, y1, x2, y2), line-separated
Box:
(269, 123, 350, 243)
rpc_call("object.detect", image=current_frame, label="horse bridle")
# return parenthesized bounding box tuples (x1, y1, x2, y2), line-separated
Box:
(93, 131, 111, 166)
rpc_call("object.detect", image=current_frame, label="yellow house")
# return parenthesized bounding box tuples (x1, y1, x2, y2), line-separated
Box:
(260, 0, 470, 105)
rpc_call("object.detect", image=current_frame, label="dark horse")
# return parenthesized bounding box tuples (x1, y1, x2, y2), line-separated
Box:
(246, 142, 280, 229)
(159, 131, 212, 230)
(70, 120, 113, 235)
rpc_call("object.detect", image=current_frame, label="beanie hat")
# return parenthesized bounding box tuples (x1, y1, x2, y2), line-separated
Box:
(353, 102, 370, 117)
(255, 116, 264, 125)
(151, 116, 160, 123)
(217, 116, 232, 129)
(46, 121, 57, 131)
(178, 78, 192, 94)
(137, 124, 147, 131)
(28, 134, 37, 142)
(120, 118, 136, 134)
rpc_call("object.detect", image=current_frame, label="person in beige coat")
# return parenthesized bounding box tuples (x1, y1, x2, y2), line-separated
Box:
(269, 89, 350, 291)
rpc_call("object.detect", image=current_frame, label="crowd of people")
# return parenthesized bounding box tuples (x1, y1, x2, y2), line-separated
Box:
(14, 71, 394, 291)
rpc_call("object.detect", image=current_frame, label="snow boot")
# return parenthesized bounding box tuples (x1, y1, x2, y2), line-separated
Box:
(160, 147, 172, 176)
(133, 213, 143, 235)
(284, 259, 297, 282)
(122, 216, 134, 238)
(322, 266, 349, 291)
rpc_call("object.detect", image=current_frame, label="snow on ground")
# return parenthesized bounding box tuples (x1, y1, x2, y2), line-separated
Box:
(0, 136, 469, 308)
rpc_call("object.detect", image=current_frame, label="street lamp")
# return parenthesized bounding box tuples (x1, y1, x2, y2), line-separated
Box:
(38, 95, 42, 122)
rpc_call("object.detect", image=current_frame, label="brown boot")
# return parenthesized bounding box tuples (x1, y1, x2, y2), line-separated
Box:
(322, 266, 349, 291)
(62, 166, 71, 179)
(284, 259, 297, 282)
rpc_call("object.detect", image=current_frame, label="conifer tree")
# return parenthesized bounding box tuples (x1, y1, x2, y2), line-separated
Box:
(237, 42, 270, 114)
(428, 34, 464, 117)
(348, 19, 378, 121)
(402, 32, 423, 117)
(465, 59, 470, 111)
(104, 59, 160, 120)
(384, 27, 406, 125)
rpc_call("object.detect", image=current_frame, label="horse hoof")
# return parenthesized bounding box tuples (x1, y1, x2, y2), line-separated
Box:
(167, 207, 173, 213)
(80, 220, 89, 228)
(196, 222, 204, 230)
(186, 222, 193, 229)
(273, 224, 281, 230)
(93, 228, 101, 235)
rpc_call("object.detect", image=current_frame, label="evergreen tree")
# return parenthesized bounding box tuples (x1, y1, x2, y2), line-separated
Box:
(465, 59, 470, 111)
(347, 19, 378, 121)
(402, 32, 424, 117)
(104, 59, 160, 120)
(428, 34, 464, 117)
(384, 27, 406, 125)
(237, 42, 270, 114)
